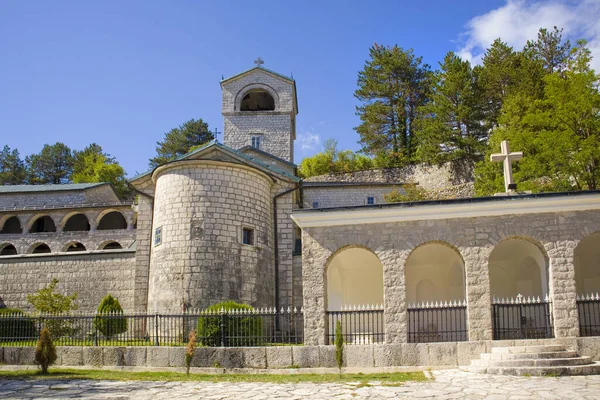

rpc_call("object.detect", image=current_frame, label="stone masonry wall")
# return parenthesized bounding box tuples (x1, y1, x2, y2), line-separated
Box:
(0, 251, 136, 312)
(301, 209, 600, 345)
(303, 185, 404, 209)
(148, 161, 275, 313)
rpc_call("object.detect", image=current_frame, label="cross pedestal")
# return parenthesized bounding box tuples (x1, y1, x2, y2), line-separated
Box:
(491, 140, 523, 193)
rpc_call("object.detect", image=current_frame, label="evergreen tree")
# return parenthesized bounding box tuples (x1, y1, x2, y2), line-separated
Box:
(26, 142, 73, 184)
(524, 26, 571, 74)
(354, 44, 432, 166)
(415, 52, 486, 175)
(149, 118, 214, 168)
(0, 145, 27, 185)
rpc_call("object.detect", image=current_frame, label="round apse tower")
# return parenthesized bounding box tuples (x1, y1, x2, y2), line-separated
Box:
(147, 159, 274, 313)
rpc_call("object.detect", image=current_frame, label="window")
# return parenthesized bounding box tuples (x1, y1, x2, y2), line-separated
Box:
(312, 201, 319, 208)
(251, 136, 262, 150)
(154, 226, 162, 246)
(367, 196, 375, 205)
(242, 227, 255, 246)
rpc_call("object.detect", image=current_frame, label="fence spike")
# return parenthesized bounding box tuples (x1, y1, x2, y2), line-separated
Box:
(280, 307, 284, 313)
(545, 294, 550, 302)
(596, 293, 600, 301)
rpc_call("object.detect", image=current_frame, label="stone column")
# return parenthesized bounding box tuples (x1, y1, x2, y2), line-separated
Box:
(382, 250, 407, 344)
(547, 240, 580, 338)
(132, 196, 153, 314)
(301, 231, 330, 346)
(464, 246, 493, 341)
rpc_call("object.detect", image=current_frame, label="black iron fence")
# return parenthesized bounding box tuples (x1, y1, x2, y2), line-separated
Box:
(492, 295, 553, 340)
(577, 294, 600, 337)
(407, 300, 468, 343)
(0, 308, 303, 347)
(327, 305, 384, 345)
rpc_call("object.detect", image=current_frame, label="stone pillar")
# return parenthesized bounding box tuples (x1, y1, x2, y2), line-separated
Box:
(547, 240, 580, 338)
(382, 250, 407, 344)
(464, 246, 493, 341)
(301, 231, 330, 346)
(132, 196, 153, 314)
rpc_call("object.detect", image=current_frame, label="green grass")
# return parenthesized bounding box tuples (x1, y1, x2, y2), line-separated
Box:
(0, 368, 427, 384)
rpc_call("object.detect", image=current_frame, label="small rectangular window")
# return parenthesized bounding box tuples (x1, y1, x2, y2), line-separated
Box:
(154, 226, 162, 246)
(367, 196, 375, 205)
(312, 201, 319, 208)
(242, 227, 255, 246)
(251, 136, 262, 150)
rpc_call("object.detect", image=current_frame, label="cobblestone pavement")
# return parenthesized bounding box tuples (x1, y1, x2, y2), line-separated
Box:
(2, 370, 600, 399)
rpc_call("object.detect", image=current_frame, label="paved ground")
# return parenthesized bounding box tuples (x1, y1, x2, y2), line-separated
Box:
(1, 369, 600, 399)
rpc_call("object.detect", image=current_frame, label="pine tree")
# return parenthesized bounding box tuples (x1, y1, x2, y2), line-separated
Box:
(0, 145, 27, 185)
(149, 118, 214, 168)
(26, 143, 73, 184)
(355, 44, 432, 166)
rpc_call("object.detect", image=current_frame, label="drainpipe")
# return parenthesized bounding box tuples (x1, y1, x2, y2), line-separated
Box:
(273, 182, 302, 313)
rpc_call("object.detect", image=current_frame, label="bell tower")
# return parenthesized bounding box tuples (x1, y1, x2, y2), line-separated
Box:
(220, 59, 298, 163)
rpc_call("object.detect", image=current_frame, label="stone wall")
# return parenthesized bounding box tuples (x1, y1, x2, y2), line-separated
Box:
(0, 251, 136, 312)
(302, 184, 404, 209)
(148, 161, 276, 312)
(1, 337, 598, 369)
(0, 184, 120, 208)
(300, 208, 600, 345)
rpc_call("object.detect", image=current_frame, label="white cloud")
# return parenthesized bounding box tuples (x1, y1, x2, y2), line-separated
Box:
(458, 0, 600, 70)
(296, 129, 320, 151)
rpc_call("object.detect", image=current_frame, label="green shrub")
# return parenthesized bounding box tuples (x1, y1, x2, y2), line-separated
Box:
(35, 328, 57, 374)
(335, 320, 344, 373)
(185, 330, 197, 375)
(196, 301, 263, 347)
(27, 278, 79, 339)
(94, 294, 127, 339)
(0, 308, 37, 340)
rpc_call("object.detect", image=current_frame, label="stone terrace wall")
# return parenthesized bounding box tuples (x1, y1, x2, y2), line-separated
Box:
(303, 184, 404, 209)
(0, 251, 136, 312)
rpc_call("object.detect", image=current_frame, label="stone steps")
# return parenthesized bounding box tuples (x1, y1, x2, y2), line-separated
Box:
(465, 345, 600, 376)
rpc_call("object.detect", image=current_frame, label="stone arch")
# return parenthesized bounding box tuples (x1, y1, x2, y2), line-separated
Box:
(488, 236, 549, 299)
(404, 241, 466, 304)
(96, 210, 127, 230)
(0, 216, 22, 234)
(62, 213, 91, 232)
(28, 215, 56, 233)
(574, 231, 600, 295)
(235, 83, 279, 111)
(0, 243, 17, 255)
(98, 240, 123, 250)
(62, 241, 87, 252)
(325, 245, 384, 310)
(29, 242, 51, 254)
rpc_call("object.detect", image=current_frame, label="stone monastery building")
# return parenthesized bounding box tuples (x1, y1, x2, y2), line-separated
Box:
(1, 63, 600, 347)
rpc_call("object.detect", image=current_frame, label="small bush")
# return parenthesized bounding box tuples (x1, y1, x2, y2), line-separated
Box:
(35, 328, 57, 374)
(335, 321, 344, 373)
(0, 308, 37, 340)
(94, 294, 127, 339)
(185, 330, 197, 375)
(196, 301, 263, 347)
(27, 278, 79, 340)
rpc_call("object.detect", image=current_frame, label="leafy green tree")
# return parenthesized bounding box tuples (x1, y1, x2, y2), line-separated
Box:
(475, 40, 600, 194)
(415, 52, 487, 173)
(355, 44, 432, 166)
(94, 294, 127, 339)
(27, 279, 78, 339)
(0, 145, 27, 185)
(72, 144, 129, 198)
(26, 142, 73, 184)
(35, 328, 57, 374)
(150, 118, 214, 168)
(298, 139, 374, 178)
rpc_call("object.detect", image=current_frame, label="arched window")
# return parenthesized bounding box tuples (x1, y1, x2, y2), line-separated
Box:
(240, 90, 275, 111)
(63, 214, 90, 232)
(31, 243, 51, 254)
(97, 211, 127, 230)
(0, 244, 17, 256)
(29, 216, 56, 233)
(574, 233, 600, 296)
(0, 216, 22, 234)
(65, 242, 86, 252)
(101, 241, 123, 250)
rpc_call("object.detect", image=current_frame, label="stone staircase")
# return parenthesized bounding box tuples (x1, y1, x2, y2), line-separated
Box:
(464, 345, 600, 376)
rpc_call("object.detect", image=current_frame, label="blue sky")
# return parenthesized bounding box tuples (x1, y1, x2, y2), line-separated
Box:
(1, 1, 598, 177)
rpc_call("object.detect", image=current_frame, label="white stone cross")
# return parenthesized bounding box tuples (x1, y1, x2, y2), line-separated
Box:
(490, 140, 523, 192)
(254, 57, 264, 67)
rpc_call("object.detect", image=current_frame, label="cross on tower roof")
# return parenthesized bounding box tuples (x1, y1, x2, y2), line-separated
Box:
(490, 140, 523, 193)
(254, 57, 264, 67)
